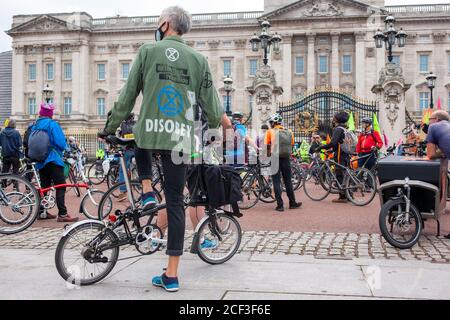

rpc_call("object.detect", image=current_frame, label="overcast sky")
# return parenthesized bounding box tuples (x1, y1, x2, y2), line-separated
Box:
(1, 0, 449, 52)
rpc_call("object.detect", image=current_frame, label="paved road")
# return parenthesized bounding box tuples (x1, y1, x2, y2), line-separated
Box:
(32, 188, 450, 236)
(1, 249, 450, 300)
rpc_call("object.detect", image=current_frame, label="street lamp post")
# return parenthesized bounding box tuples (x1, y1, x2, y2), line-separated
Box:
(426, 72, 437, 109)
(374, 15, 408, 63)
(224, 76, 233, 116)
(250, 20, 282, 66)
(42, 84, 54, 104)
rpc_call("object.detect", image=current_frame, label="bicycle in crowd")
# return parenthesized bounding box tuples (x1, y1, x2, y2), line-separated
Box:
(303, 151, 377, 206)
(55, 136, 243, 286)
(0, 154, 105, 235)
(87, 149, 139, 189)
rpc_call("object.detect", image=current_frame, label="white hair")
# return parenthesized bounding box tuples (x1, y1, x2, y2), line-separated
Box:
(159, 6, 192, 35)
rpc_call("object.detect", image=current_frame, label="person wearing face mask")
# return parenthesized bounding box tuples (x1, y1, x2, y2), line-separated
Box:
(356, 117, 383, 171)
(99, 6, 223, 293)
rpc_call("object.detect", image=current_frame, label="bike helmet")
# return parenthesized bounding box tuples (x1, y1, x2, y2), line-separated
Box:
(362, 117, 373, 125)
(269, 113, 283, 124)
(232, 112, 244, 120)
(68, 136, 76, 143)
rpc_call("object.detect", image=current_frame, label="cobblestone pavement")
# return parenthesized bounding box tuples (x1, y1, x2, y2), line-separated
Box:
(1, 228, 450, 264)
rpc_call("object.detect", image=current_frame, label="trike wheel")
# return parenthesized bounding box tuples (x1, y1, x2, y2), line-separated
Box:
(379, 198, 423, 249)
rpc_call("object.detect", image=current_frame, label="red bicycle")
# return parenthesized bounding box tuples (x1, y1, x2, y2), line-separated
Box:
(22, 154, 108, 222)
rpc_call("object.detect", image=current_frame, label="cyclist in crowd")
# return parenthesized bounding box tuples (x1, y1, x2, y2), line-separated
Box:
(99, 6, 223, 292)
(356, 117, 383, 171)
(0, 119, 22, 178)
(315, 111, 351, 203)
(117, 113, 137, 202)
(264, 113, 302, 212)
(225, 112, 259, 166)
(27, 103, 79, 223)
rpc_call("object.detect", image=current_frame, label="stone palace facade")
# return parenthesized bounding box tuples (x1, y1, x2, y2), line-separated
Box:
(6, 0, 450, 132)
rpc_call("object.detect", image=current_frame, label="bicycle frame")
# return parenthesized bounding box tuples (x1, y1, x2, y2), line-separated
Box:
(321, 158, 364, 192)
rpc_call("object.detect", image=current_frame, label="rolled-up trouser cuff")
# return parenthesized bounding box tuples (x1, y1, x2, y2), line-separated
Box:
(139, 175, 153, 182)
(166, 249, 184, 257)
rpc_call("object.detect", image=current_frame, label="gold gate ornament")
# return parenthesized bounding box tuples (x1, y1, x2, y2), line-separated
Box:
(295, 111, 319, 134)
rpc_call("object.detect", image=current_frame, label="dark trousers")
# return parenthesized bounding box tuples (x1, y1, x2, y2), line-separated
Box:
(2, 156, 20, 175)
(135, 149, 187, 257)
(39, 163, 67, 217)
(358, 153, 377, 171)
(335, 155, 350, 199)
(272, 157, 297, 208)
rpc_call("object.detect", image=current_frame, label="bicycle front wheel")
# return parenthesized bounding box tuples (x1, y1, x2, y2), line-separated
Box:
(195, 213, 242, 265)
(0, 175, 40, 235)
(98, 181, 143, 220)
(303, 166, 331, 201)
(80, 190, 109, 220)
(87, 162, 106, 185)
(379, 198, 422, 249)
(345, 168, 377, 207)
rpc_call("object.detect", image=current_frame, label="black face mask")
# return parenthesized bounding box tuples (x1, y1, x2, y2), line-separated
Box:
(155, 22, 168, 42)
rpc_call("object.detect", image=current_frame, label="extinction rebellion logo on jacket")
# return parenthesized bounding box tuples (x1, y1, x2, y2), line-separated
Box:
(166, 48, 180, 62)
(158, 85, 184, 117)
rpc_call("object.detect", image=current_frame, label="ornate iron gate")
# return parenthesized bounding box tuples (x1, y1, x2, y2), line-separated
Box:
(277, 88, 379, 143)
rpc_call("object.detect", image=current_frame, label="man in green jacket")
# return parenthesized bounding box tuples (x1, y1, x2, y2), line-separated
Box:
(100, 6, 223, 292)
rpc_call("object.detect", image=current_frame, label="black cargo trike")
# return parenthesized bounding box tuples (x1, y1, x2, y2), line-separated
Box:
(377, 156, 448, 249)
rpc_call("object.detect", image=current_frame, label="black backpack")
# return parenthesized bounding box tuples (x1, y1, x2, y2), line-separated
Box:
(27, 121, 52, 162)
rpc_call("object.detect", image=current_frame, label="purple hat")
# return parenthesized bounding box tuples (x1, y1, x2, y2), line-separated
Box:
(39, 103, 55, 118)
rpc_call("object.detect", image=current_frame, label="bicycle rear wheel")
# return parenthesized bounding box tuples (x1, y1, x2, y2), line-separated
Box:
(238, 171, 261, 210)
(345, 168, 377, 206)
(379, 199, 422, 249)
(195, 212, 242, 265)
(0, 175, 40, 235)
(55, 222, 119, 286)
(66, 170, 81, 198)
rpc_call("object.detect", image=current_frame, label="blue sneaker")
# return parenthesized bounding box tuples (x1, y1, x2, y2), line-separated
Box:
(152, 274, 179, 292)
(201, 239, 218, 250)
(142, 192, 157, 211)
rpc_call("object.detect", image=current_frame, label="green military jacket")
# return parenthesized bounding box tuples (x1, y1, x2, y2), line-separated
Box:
(105, 35, 223, 153)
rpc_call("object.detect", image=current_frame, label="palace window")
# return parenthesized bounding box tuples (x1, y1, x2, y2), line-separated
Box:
(45, 47, 54, 53)
(223, 41, 232, 48)
(419, 92, 429, 110)
(249, 59, 258, 76)
(46, 63, 54, 81)
(342, 55, 352, 73)
(196, 42, 206, 48)
(98, 64, 106, 80)
(64, 97, 72, 115)
(28, 64, 36, 81)
(97, 98, 106, 116)
(121, 63, 130, 80)
(392, 55, 401, 67)
(448, 54, 450, 72)
(419, 54, 429, 73)
(64, 63, 72, 80)
(318, 56, 329, 74)
(28, 98, 36, 115)
(223, 60, 232, 76)
(295, 57, 304, 75)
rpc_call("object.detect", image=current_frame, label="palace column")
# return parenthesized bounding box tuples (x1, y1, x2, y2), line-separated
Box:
(54, 44, 62, 109)
(282, 34, 293, 100)
(355, 31, 366, 97)
(35, 45, 44, 104)
(331, 32, 340, 89)
(307, 33, 316, 90)
(11, 45, 25, 117)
